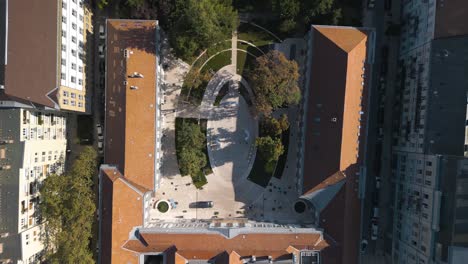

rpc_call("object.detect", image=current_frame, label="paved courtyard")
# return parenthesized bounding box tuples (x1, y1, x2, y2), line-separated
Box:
(150, 34, 311, 224)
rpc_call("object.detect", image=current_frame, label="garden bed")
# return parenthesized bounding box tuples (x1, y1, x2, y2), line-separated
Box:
(273, 128, 290, 179)
(175, 118, 212, 188)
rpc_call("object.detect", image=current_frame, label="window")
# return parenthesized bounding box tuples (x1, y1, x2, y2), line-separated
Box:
(34, 157, 38, 162)
(41, 157, 45, 162)
(62, 16, 66, 24)
(61, 73, 66, 80)
(78, 102, 83, 107)
(61, 44, 66, 51)
(79, 15, 83, 22)
(426, 161, 432, 166)
(63, 91, 68, 96)
(71, 76, 76, 83)
(78, 95, 83, 100)
(71, 101, 76, 106)
(62, 30, 66, 38)
(71, 63, 76, 70)
(72, 23, 77, 30)
(72, 9, 77, 17)
(71, 49, 77, 56)
(78, 66, 83, 73)
(48, 156, 51, 161)
(71, 93, 76, 99)
(61, 59, 66, 66)
(79, 28, 83, 35)
(425, 171, 432, 176)
(72, 36, 77, 43)
(78, 79, 83, 85)
(63, 99, 68, 105)
(62, 1, 67, 9)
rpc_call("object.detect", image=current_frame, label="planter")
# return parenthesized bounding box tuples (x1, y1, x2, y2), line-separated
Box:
(155, 200, 170, 213)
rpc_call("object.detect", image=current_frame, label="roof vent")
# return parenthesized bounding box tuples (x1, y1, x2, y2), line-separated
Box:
(123, 81, 128, 85)
(331, 117, 337, 122)
(124, 49, 134, 58)
(131, 72, 144, 78)
(130, 86, 139, 90)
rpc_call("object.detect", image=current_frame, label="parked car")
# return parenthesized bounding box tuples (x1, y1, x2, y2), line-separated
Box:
(360, 239, 368, 253)
(99, 25, 105, 39)
(97, 141, 104, 154)
(96, 124, 103, 136)
(372, 207, 379, 219)
(98, 44, 105, 58)
(189, 201, 214, 208)
(371, 223, 379, 240)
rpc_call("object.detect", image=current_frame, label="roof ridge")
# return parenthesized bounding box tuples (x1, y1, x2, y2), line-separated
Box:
(313, 25, 367, 53)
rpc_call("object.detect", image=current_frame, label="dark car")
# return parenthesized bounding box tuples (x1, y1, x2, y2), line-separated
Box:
(189, 201, 214, 208)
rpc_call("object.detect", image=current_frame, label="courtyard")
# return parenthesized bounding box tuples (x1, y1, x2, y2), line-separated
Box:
(150, 23, 310, 225)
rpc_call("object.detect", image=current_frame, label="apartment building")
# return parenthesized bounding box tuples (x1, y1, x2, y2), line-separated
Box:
(0, 0, 93, 113)
(0, 108, 67, 264)
(387, 1, 468, 263)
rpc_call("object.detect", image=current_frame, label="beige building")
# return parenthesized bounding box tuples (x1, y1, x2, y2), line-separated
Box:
(0, 108, 67, 264)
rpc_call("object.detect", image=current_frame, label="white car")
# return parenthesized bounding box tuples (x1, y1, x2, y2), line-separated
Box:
(371, 223, 379, 240)
(376, 176, 381, 189)
(99, 25, 105, 39)
(98, 44, 105, 58)
(361, 239, 368, 253)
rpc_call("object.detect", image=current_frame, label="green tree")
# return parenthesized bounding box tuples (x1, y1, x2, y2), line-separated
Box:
(256, 136, 284, 162)
(40, 146, 97, 263)
(248, 50, 301, 116)
(126, 0, 145, 7)
(179, 149, 207, 176)
(177, 122, 205, 151)
(170, 0, 239, 61)
(278, 114, 290, 132)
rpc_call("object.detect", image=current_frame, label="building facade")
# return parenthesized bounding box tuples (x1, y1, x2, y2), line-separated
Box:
(387, 0, 468, 263)
(0, 109, 67, 264)
(0, 0, 93, 113)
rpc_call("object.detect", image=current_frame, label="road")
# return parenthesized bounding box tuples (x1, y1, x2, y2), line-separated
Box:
(360, 0, 401, 263)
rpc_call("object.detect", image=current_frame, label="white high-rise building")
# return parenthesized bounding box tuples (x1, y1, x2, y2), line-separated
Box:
(0, 109, 67, 264)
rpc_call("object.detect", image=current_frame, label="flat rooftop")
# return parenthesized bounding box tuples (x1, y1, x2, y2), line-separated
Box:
(3, 0, 59, 107)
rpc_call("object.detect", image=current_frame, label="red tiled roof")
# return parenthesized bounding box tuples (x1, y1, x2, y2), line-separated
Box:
(122, 232, 328, 260)
(302, 25, 370, 264)
(100, 167, 143, 264)
(104, 19, 158, 191)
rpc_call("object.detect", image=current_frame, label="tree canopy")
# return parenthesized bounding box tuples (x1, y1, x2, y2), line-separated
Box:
(175, 119, 209, 186)
(169, 0, 239, 61)
(261, 114, 290, 137)
(40, 146, 97, 264)
(248, 50, 301, 116)
(256, 136, 284, 162)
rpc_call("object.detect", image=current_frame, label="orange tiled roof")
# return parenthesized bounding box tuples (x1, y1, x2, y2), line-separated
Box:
(100, 167, 143, 264)
(122, 232, 328, 260)
(104, 19, 158, 191)
(302, 25, 370, 264)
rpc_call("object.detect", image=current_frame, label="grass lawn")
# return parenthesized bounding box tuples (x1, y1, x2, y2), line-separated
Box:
(202, 50, 231, 74)
(181, 48, 231, 106)
(175, 118, 212, 188)
(238, 23, 278, 47)
(273, 128, 290, 179)
(214, 82, 230, 106)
